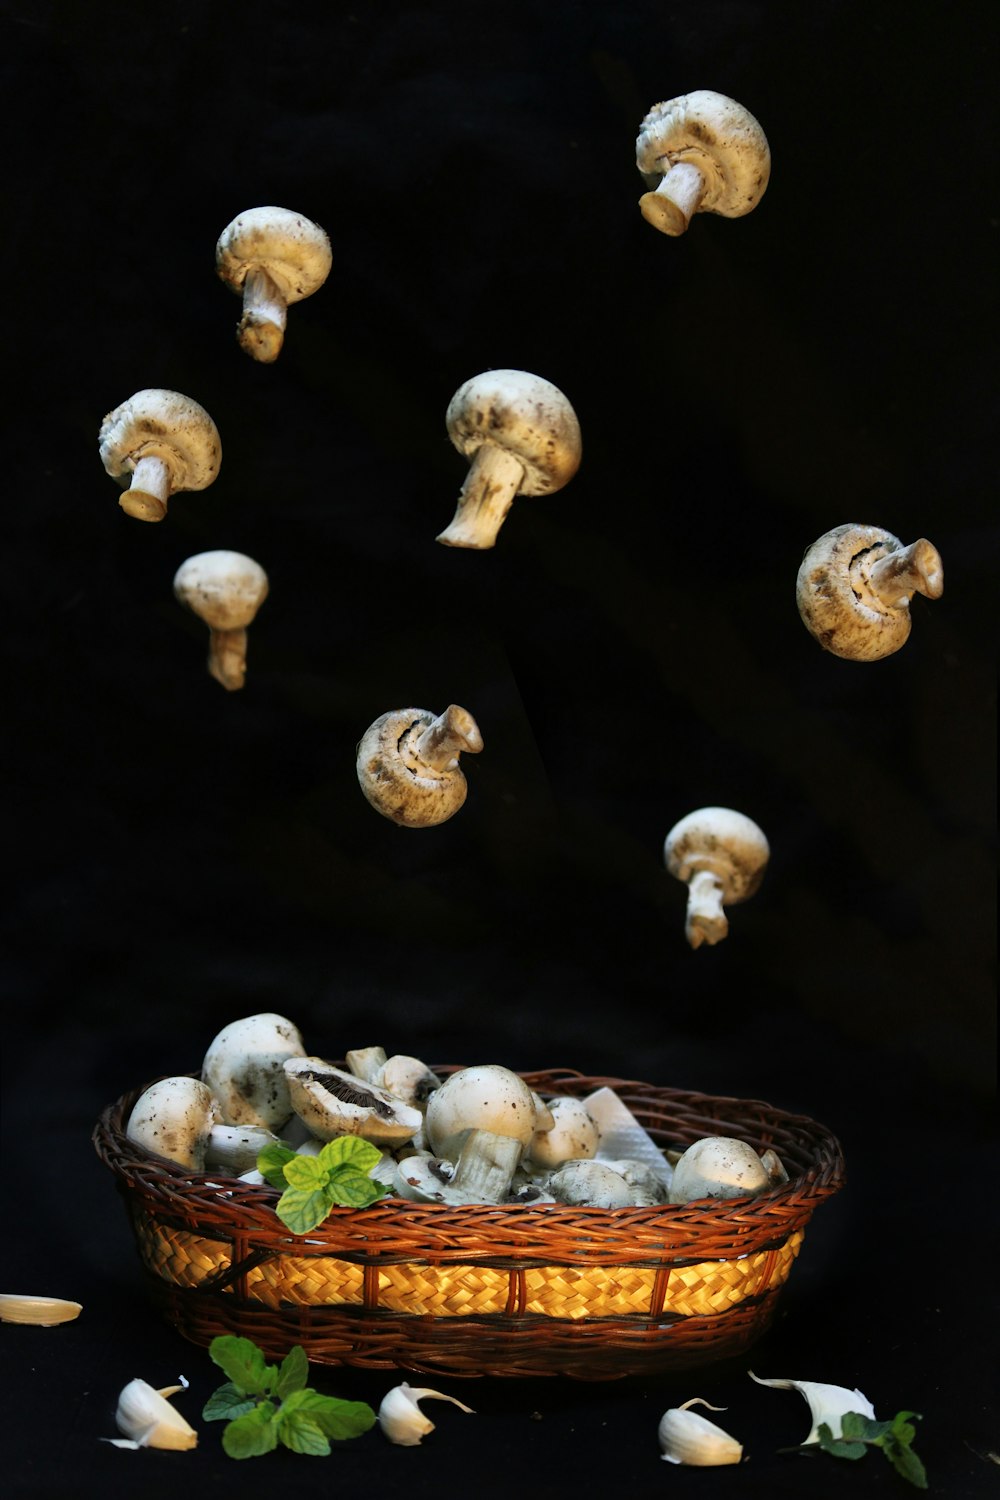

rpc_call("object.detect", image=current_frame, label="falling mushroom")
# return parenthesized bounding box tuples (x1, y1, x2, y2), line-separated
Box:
(173, 550, 269, 691)
(635, 90, 770, 236)
(437, 369, 582, 548)
(664, 807, 769, 948)
(796, 522, 944, 661)
(215, 206, 332, 363)
(99, 389, 221, 522)
(356, 704, 483, 827)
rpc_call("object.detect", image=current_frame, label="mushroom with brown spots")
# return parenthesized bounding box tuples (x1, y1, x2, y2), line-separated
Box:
(664, 807, 769, 949)
(796, 522, 944, 661)
(356, 704, 483, 827)
(635, 90, 770, 236)
(99, 388, 221, 522)
(437, 369, 582, 548)
(173, 550, 269, 691)
(215, 206, 332, 363)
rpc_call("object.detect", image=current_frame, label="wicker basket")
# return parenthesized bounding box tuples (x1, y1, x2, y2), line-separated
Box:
(93, 1068, 844, 1380)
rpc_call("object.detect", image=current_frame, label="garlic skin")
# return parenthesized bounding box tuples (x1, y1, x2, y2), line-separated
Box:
(378, 1382, 475, 1446)
(107, 1377, 198, 1450)
(659, 1399, 743, 1465)
(749, 1372, 876, 1443)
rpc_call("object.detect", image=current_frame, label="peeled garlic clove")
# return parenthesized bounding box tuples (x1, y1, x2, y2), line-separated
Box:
(108, 1377, 198, 1450)
(749, 1371, 876, 1443)
(659, 1398, 742, 1466)
(0, 1294, 82, 1326)
(378, 1382, 475, 1446)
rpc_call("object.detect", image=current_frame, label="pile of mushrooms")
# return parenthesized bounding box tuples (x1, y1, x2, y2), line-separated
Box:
(123, 1012, 787, 1212)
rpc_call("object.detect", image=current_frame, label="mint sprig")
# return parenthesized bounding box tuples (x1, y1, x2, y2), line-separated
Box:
(788, 1410, 928, 1489)
(257, 1137, 390, 1234)
(203, 1335, 375, 1459)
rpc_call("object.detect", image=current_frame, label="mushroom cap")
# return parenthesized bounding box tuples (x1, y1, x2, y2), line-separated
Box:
(635, 89, 770, 218)
(215, 206, 333, 304)
(99, 388, 221, 493)
(425, 1064, 538, 1159)
(356, 707, 477, 828)
(664, 806, 769, 903)
(796, 522, 917, 661)
(125, 1075, 219, 1171)
(173, 550, 270, 631)
(668, 1135, 771, 1204)
(201, 1012, 306, 1128)
(528, 1095, 600, 1169)
(446, 369, 582, 497)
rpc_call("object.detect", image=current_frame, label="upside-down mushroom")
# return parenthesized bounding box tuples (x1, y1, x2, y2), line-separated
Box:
(635, 90, 770, 236)
(796, 522, 944, 661)
(356, 704, 483, 827)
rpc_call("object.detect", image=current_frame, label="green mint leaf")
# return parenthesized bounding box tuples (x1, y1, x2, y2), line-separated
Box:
(885, 1439, 929, 1490)
(316, 1136, 383, 1173)
(888, 1410, 921, 1447)
(274, 1343, 309, 1399)
(221, 1401, 279, 1459)
(209, 1334, 277, 1396)
(203, 1380, 257, 1422)
(824, 1438, 869, 1460)
(842, 1411, 890, 1442)
(276, 1408, 331, 1456)
(282, 1388, 377, 1441)
(326, 1164, 391, 1207)
(283, 1153, 329, 1189)
(276, 1182, 336, 1235)
(257, 1142, 298, 1190)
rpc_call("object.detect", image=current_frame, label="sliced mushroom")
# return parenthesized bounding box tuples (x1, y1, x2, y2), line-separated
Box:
(437, 369, 582, 548)
(215, 206, 332, 362)
(99, 388, 221, 522)
(796, 522, 944, 661)
(284, 1057, 422, 1146)
(356, 704, 483, 827)
(664, 807, 769, 949)
(173, 550, 269, 691)
(635, 90, 770, 236)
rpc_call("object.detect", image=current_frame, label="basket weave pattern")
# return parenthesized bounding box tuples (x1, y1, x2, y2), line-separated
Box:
(93, 1068, 844, 1379)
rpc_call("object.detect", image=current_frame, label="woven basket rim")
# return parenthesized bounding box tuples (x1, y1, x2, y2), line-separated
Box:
(93, 1066, 845, 1254)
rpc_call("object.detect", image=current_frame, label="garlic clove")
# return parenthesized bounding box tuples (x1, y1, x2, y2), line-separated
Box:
(107, 1376, 198, 1450)
(378, 1382, 475, 1446)
(748, 1371, 876, 1443)
(0, 1294, 82, 1326)
(659, 1398, 743, 1465)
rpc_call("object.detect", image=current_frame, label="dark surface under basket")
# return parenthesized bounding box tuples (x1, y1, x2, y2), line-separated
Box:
(93, 1069, 845, 1379)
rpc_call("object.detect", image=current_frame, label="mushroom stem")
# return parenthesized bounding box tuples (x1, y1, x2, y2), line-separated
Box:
(639, 160, 707, 236)
(237, 265, 288, 363)
(119, 455, 171, 522)
(685, 869, 728, 948)
(411, 705, 484, 772)
(206, 627, 249, 691)
(436, 444, 526, 549)
(865, 538, 944, 606)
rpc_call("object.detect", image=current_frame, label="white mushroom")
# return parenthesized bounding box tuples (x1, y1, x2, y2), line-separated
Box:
(668, 1135, 772, 1204)
(201, 1012, 306, 1130)
(527, 1095, 600, 1169)
(437, 369, 582, 548)
(125, 1077, 218, 1171)
(796, 522, 944, 661)
(395, 1129, 525, 1205)
(205, 1123, 284, 1176)
(547, 1159, 638, 1209)
(215, 206, 332, 363)
(664, 807, 769, 949)
(173, 550, 270, 691)
(99, 388, 221, 522)
(283, 1057, 422, 1146)
(424, 1064, 539, 1160)
(635, 90, 770, 236)
(356, 704, 483, 827)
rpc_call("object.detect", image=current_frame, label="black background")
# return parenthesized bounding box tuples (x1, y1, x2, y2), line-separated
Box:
(1, 1, 996, 1495)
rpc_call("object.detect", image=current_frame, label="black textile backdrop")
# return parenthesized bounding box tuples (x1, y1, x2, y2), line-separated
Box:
(1, 2, 996, 1496)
